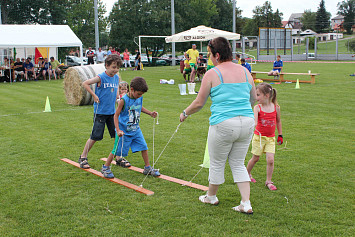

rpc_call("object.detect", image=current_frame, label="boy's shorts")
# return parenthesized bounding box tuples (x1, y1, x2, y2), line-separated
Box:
(111, 129, 148, 157)
(251, 134, 275, 156)
(189, 63, 197, 70)
(184, 68, 191, 73)
(90, 114, 115, 141)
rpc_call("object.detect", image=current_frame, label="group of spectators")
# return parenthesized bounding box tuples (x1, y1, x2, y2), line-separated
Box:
(0, 56, 62, 82)
(85, 47, 142, 71)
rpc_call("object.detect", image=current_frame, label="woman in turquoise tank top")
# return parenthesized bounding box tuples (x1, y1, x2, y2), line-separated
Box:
(179, 37, 257, 214)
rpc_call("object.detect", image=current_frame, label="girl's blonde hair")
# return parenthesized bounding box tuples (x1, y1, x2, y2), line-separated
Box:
(256, 82, 278, 106)
(119, 81, 129, 93)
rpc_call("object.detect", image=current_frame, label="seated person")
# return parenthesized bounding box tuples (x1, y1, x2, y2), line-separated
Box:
(37, 57, 44, 78)
(50, 57, 62, 78)
(240, 58, 252, 73)
(197, 53, 207, 80)
(24, 57, 37, 81)
(183, 58, 191, 82)
(268, 55, 283, 76)
(42, 58, 53, 80)
(14, 58, 25, 81)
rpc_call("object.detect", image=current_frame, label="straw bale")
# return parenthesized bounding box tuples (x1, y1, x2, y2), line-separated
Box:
(63, 64, 120, 105)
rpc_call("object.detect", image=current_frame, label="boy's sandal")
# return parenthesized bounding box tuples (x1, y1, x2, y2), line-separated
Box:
(265, 181, 277, 191)
(116, 157, 131, 168)
(198, 195, 219, 205)
(78, 157, 90, 169)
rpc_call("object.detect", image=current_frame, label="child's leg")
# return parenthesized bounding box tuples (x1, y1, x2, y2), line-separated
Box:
(141, 150, 150, 167)
(247, 155, 260, 174)
(105, 152, 115, 167)
(81, 138, 96, 158)
(266, 152, 275, 182)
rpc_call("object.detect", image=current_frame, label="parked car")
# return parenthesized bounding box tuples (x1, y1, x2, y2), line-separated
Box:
(65, 56, 82, 66)
(158, 54, 183, 65)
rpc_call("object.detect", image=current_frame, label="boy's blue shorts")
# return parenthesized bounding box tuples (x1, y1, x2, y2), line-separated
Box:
(111, 129, 148, 157)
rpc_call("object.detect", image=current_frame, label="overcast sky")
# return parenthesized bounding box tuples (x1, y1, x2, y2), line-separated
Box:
(101, 0, 340, 20)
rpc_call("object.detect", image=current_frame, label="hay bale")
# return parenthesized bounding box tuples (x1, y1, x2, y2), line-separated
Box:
(64, 64, 120, 106)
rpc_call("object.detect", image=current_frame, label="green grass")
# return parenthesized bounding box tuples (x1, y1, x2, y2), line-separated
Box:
(0, 63, 354, 236)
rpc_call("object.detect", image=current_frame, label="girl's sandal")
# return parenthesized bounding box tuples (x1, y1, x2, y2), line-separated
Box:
(116, 157, 131, 168)
(265, 181, 277, 191)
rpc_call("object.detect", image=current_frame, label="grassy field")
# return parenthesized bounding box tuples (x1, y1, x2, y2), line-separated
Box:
(0, 62, 354, 236)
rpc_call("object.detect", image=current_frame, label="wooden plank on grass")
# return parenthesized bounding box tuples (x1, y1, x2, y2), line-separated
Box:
(61, 158, 154, 196)
(101, 158, 209, 192)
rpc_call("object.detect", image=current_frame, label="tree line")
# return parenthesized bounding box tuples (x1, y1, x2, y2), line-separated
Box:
(0, 0, 353, 53)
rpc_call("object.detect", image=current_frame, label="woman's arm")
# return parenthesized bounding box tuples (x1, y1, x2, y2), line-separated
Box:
(180, 71, 213, 122)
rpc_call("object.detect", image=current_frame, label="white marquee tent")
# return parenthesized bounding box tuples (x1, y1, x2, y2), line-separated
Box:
(165, 25, 240, 43)
(0, 24, 83, 63)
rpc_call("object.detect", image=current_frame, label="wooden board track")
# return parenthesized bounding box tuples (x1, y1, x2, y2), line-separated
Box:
(61, 158, 154, 196)
(101, 158, 209, 192)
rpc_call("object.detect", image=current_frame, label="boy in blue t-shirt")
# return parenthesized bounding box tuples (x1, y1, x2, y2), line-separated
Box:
(102, 77, 159, 178)
(241, 58, 252, 72)
(268, 55, 283, 76)
(79, 54, 122, 169)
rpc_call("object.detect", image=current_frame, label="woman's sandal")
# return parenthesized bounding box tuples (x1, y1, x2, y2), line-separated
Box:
(116, 157, 131, 168)
(78, 156, 90, 169)
(265, 181, 277, 191)
(198, 195, 219, 205)
(232, 201, 253, 214)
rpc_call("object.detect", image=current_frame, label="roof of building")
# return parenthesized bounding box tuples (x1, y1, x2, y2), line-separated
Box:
(331, 15, 344, 20)
(288, 13, 304, 22)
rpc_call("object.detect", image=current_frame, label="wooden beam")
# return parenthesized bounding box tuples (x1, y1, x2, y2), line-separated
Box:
(61, 158, 154, 196)
(101, 158, 209, 192)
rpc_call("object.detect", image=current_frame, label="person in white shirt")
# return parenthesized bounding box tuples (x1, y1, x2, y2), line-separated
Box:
(96, 48, 106, 64)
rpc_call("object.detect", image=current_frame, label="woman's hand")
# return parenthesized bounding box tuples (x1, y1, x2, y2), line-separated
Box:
(180, 112, 188, 122)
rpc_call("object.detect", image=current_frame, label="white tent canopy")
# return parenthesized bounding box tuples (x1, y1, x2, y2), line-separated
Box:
(165, 25, 240, 43)
(0, 25, 82, 47)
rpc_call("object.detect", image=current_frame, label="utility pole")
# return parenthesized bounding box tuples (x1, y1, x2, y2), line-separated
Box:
(171, 0, 175, 66)
(94, 0, 99, 52)
(232, 0, 236, 59)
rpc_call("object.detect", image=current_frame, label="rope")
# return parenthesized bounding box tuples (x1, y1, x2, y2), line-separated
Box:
(139, 122, 182, 187)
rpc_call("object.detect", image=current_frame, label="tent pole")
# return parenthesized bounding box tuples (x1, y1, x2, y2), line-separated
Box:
(80, 45, 83, 66)
(8, 48, 12, 84)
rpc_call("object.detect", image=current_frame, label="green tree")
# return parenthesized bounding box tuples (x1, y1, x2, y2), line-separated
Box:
(337, 0, 355, 34)
(210, 0, 243, 33)
(242, 18, 258, 36)
(300, 10, 317, 31)
(65, 0, 107, 48)
(348, 38, 355, 52)
(315, 0, 331, 33)
(252, 1, 283, 27)
(244, 1, 283, 36)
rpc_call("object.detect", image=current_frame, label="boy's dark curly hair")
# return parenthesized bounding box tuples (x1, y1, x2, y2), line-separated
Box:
(130, 77, 148, 92)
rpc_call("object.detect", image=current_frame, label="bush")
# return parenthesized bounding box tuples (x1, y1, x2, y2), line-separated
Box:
(348, 39, 355, 52)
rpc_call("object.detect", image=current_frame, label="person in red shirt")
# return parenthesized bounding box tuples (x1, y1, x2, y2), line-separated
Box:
(123, 48, 132, 70)
(246, 83, 283, 191)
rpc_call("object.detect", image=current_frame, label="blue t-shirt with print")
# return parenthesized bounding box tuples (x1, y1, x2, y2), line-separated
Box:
(273, 60, 283, 72)
(93, 72, 119, 115)
(119, 94, 143, 136)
